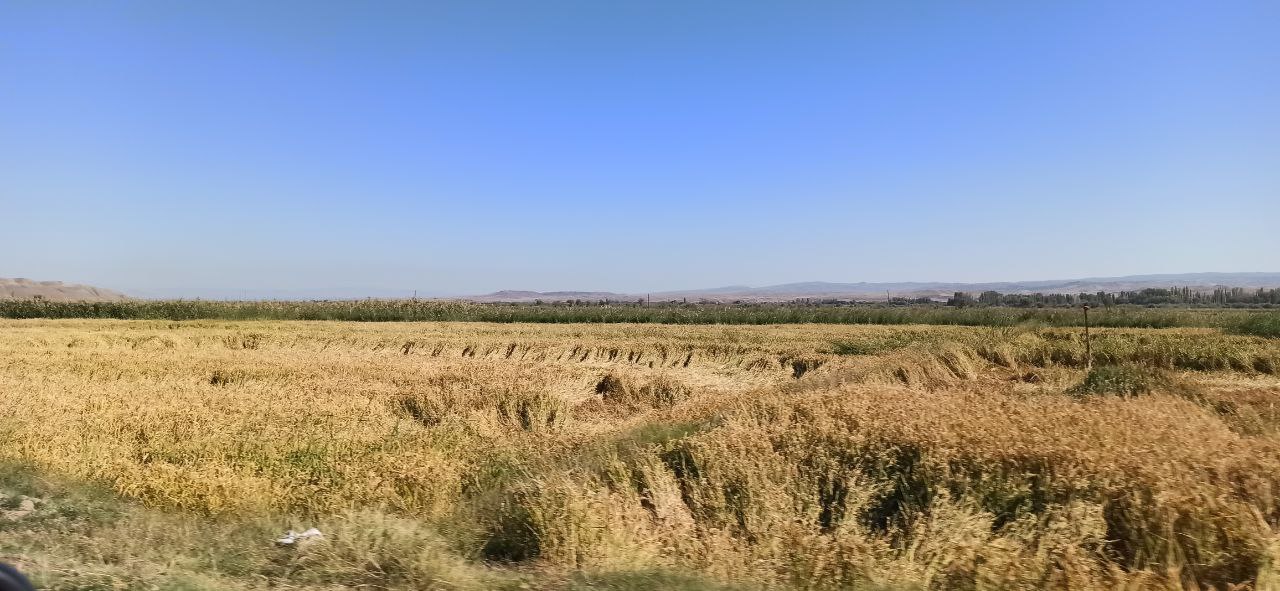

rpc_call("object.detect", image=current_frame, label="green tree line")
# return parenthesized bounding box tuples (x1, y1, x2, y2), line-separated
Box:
(950, 287, 1280, 308)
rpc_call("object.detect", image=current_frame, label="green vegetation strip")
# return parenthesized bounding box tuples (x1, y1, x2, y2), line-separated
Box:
(2, 299, 1278, 331)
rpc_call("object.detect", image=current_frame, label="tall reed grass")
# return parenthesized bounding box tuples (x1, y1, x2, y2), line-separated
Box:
(2, 298, 1276, 330)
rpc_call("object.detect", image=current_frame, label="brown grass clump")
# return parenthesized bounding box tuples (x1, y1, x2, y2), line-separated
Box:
(595, 372, 693, 409)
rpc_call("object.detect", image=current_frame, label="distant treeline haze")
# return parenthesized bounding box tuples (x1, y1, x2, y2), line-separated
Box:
(947, 286, 1280, 308)
(2, 296, 1279, 336)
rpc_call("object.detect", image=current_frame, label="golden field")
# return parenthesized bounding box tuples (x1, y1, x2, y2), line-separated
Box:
(1, 319, 1279, 590)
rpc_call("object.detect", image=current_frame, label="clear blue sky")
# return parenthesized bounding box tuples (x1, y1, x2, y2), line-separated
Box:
(2, 1, 1277, 297)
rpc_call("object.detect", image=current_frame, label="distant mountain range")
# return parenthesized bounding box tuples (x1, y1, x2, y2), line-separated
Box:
(468, 272, 1280, 303)
(7, 272, 1280, 303)
(0, 277, 129, 302)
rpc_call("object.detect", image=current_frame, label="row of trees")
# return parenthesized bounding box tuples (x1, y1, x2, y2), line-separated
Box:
(949, 287, 1280, 308)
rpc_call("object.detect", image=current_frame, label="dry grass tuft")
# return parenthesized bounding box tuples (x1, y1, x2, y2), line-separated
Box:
(596, 372, 693, 409)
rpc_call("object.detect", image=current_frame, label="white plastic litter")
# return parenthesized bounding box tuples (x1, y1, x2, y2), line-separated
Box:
(276, 528, 323, 546)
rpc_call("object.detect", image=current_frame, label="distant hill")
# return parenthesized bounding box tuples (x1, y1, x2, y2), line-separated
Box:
(0, 278, 129, 302)
(471, 290, 631, 302)
(471, 272, 1280, 302)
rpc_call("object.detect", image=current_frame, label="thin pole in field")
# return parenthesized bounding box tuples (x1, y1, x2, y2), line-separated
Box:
(1083, 303, 1092, 370)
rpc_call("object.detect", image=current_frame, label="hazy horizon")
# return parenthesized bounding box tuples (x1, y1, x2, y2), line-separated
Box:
(3, 2, 1277, 294)
(14, 270, 1276, 301)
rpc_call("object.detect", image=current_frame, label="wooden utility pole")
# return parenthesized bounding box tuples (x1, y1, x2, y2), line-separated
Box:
(1082, 304, 1092, 371)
